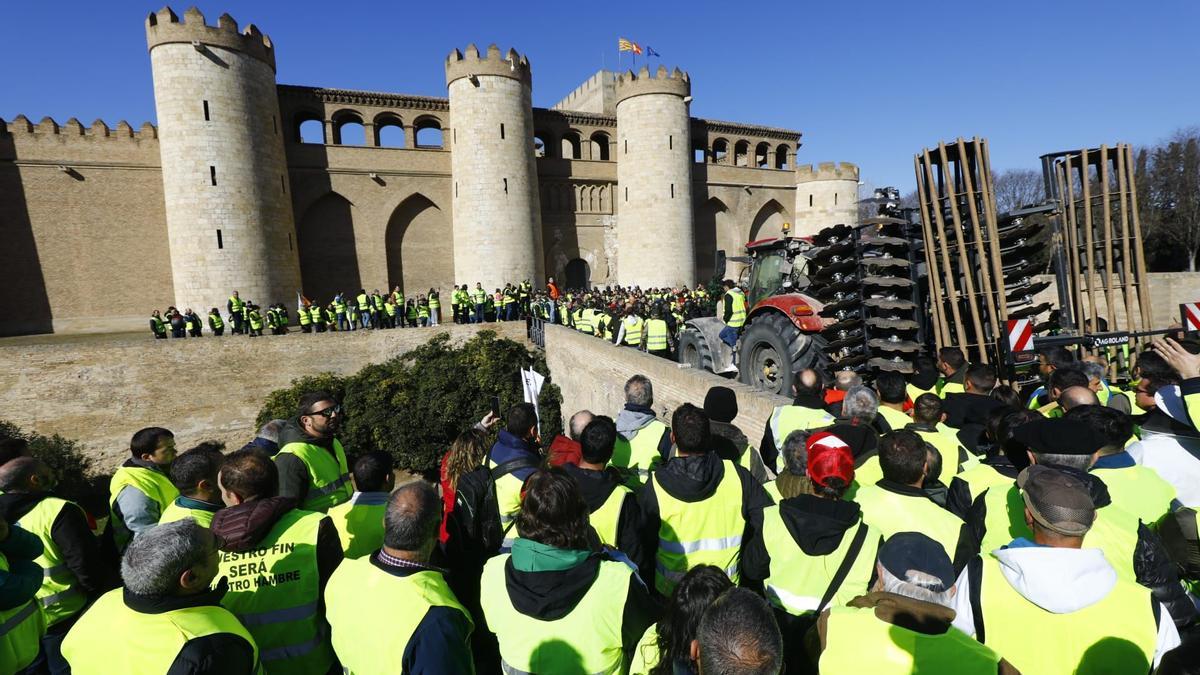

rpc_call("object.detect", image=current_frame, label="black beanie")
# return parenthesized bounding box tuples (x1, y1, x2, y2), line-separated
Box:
(704, 386, 738, 423)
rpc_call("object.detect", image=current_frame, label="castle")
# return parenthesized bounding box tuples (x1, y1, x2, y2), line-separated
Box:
(0, 6, 858, 336)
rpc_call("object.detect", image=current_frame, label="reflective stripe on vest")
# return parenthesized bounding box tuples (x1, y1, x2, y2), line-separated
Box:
(482, 554, 631, 675)
(590, 485, 632, 548)
(326, 559, 471, 674)
(611, 420, 668, 486)
(975, 554, 1157, 674)
(61, 588, 257, 675)
(623, 316, 644, 346)
(820, 605, 1001, 674)
(217, 509, 331, 674)
(17, 496, 88, 626)
(229, 296, 244, 313)
(725, 289, 747, 328)
(274, 438, 351, 513)
(761, 505, 879, 615)
(645, 320, 669, 351)
(651, 459, 745, 595)
(0, 551, 43, 673)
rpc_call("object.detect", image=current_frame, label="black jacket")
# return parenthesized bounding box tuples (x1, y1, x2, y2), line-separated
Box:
(942, 393, 1007, 453)
(368, 555, 476, 674)
(562, 464, 644, 573)
(0, 492, 116, 615)
(125, 582, 256, 675)
(821, 422, 879, 461)
(274, 418, 341, 505)
(636, 452, 772, 591)
(501, 550, 656, 661)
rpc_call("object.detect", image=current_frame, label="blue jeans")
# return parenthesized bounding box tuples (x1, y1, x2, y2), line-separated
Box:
(474, 303, 485, 323)
(719, 326, 739, 348)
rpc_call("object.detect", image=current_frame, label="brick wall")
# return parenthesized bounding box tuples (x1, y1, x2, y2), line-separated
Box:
(0, 322, 526, 471)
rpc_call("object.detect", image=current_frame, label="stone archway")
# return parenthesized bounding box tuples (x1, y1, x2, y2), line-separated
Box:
(748, 199, 789, 242)
(297, 192, 361, 303)
(695, 197, 732, 283)
(565, 258, 590, 289)
(385, 193, 451, 295)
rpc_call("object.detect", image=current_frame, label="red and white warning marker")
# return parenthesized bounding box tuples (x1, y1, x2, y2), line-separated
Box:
(1183, 303, 1200, 331)
(1007, 318, 1034, 353)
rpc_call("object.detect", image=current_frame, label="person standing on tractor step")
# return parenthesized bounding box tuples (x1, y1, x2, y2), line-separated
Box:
(326, 481, 475, 674)
(275, 391, 353, 513)
(61, 519, 259, 675)
(210, 450, 342, 675)
(718, 279, 747, 349)
(109, 427, 179, 552)
(638, 404, 772, 596)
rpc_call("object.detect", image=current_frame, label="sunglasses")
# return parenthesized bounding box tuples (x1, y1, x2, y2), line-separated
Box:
(306, 405, 343, 418)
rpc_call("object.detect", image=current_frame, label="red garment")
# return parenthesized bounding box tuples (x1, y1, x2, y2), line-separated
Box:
(824, 389, 847, 406)
(438, 451, 454, 545)
(547, 282, 561, 300)
(546, 435, 581, 468)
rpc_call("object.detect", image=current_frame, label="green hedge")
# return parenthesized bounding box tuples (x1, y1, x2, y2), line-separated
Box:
(256, 330, 562, 472)
(0, 420, 94, 502)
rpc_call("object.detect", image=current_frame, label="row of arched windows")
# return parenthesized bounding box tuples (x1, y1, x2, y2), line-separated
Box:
(701, 139, 791, 169)
(293, 110, 445, 148)
(533, 130, 612, 161)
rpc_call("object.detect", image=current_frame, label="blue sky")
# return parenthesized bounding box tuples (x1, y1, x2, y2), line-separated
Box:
(3, 0, 1196, 189)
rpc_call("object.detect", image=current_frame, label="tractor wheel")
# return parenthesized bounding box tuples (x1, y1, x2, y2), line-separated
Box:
(677, 327, 714, 373)
(738, 313, 824, 396)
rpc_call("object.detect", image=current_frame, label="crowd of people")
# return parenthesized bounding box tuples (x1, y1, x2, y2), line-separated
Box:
(13, 317, 1200, 672)
(147, 279, 721, 364)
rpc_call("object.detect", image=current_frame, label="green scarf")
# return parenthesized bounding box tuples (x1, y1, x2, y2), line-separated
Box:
(510, 538, 590, 572)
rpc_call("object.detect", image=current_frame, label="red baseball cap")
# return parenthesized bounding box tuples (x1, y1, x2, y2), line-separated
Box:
(806, 431, 855, 487)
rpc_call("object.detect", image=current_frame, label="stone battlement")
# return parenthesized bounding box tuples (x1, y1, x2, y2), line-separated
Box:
(445, 44, 532, 87)
(2, 115, 158, 141)
(796, 161, 858, 182)
(146, 6, 276, 72)
(614, 65, 690, 104)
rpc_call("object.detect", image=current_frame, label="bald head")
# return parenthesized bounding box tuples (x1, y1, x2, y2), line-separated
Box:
(383, 481, 442, 557)
(834, 371, 862, 391)
(568, 410, 595, 440)
(0, 457, 50, 493)
(1059, 386, 1099, 412)
(795, 369, 822, 397)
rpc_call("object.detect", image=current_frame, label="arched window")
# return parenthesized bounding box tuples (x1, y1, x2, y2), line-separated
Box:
(734, 141, 750, 167)
(561, 131, 582, 160)
(296, 112, 324, 144)
(331, 111, 365, 146)
(712, 138, 729, 164)
(414, 117, 444, 148)
(755, 142, 770, 168)
(374, 113, 405, 148)
(589, 132, 610, 160)
(534, 131, 554, 158)
(774, 144, 790, 170)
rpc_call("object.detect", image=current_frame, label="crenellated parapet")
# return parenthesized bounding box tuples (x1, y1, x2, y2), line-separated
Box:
(796, 161, 858, 182)
(445, 44, 532, 87)
(2, 115, 158, 141)
(614, 66, 690, 104)
(145, 6, 276, 71)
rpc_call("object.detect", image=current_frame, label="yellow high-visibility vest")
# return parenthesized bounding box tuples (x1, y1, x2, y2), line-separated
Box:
(650, 459, 745, 595)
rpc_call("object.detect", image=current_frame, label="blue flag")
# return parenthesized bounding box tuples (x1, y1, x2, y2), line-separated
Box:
(646, 46, 661, 57)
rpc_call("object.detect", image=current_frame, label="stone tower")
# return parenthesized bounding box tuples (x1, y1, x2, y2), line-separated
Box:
(446, 45, 544, 290)
(794, 162, 859, 237)
(614, 66, 695, 288)
(145, 7, 301, 312)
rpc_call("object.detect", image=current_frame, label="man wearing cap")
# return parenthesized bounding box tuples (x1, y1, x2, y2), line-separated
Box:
(742, 433, 881, 668)
(760, 370, 835, 474)
(704, 386, 771, 483)
(953, 466, 1180, 674)
(808, 532, 1016, 674)
(854, 430, 972, 568)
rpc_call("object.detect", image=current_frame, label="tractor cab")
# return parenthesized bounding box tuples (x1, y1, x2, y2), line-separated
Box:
(740, 235, 815, 308)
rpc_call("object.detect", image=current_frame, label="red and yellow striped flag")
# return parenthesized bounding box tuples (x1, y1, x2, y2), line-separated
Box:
(618, 37, 638, 53)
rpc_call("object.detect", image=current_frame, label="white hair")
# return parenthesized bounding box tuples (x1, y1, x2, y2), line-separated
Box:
(841, 385, 879, 423)
(122, 520, 210, 596)
(877, 565, 955, 608)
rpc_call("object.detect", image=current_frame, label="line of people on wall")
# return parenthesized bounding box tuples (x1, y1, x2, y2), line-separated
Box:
(4, 334, 1200, 673)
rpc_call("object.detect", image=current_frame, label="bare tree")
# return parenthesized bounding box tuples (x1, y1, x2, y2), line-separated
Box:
(1141, 128, 1200, 271)
(991, 169, 1044, 213)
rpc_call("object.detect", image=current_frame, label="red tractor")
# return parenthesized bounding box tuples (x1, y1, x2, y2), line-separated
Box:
(677, 235, 829, 397)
